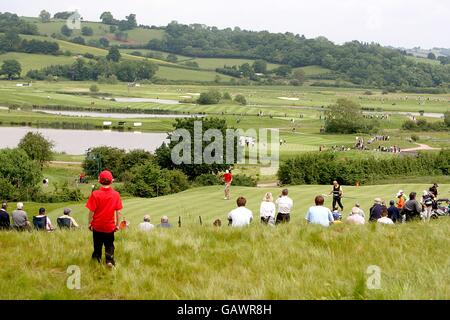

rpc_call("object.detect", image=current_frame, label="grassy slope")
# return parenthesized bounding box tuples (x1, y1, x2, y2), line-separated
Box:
(0, 52, 75, 74)
(1, 183, 449, 299)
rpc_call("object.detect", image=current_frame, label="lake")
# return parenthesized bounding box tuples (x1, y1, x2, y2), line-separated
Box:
(33, 109, 202, 119)
(0, 127, 168, 155)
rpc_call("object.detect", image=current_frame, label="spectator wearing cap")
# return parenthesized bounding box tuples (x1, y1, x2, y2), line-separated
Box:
(139, 215, 155, 232)
(86, 170, 123, 267)
(396, 190, 406, 209)
(58, 208, 79, 228)
(34, 207, 55, 231)
(157, 216, 172, 228)
(0, 202, 10, 230)
(369, 198, 383, 222)
(12, 202, 31, 231)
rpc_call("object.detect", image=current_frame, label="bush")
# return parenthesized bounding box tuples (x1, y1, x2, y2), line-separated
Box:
(193, 173, 222, 186)
(444, 111, 450, 127)
(34, 182, 83, 203)
(89, 84, 99, 93)
(234, 94, 247, 105)
(18, 132, 54, 167)
(222, 92, 232, 100)
(410, 134, 420, 142)
(197, 90, 222, 105)
(278, 150, 450, 185)
(232, 174, 257, 187)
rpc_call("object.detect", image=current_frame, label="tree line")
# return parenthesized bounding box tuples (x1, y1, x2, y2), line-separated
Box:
(0, 32, 60, 55)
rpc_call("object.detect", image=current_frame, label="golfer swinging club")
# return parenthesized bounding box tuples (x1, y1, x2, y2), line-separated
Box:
(223, 169, 233, 200)
(330, 180, 344, 211)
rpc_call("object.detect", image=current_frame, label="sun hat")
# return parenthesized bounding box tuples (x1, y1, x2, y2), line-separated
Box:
(374, 198, 382, 203)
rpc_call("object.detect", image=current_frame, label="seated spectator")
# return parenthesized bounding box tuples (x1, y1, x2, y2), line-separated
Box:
(139, 215, 155, 232)
(12, 202, 31, 231)
(34, 207, 55, 231)
(0, 202, 10, 230)
(305, 195, 334, 227)
(332, 207, 342, 221)
(378, 207, 394, 225)
(350, 203, 365, 218)
(57, 208, 79, 229)
(387, 200, 401, 223)
(346, 207, 366, 225)
(260, 192, 276, 225)
(369, 198, 383, 222)
(402, 192, 422, 222)
(157, 216, 172, 228)
(228, 196, 253, 227)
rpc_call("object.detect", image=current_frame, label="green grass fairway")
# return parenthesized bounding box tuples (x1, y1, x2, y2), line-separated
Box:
(1, 183, 449, 299)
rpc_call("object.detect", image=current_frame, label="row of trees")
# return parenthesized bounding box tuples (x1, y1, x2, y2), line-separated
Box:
(147, 21, 450, 88)
(0, 32, 59, 55)
(27, 56, 158, 82)
(0, 12, 38, 35)
(197, 90, 247, 105)
(100, 12, 137, 31)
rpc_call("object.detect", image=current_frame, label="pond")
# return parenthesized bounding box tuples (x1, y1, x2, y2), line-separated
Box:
(0, 127, 168, 155)
(33, 109, 202, 119)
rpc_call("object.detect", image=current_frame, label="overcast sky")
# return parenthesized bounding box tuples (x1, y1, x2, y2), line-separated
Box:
(2, 0, 449, 48)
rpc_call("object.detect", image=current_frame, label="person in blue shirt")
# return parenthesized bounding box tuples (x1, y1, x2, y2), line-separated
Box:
(305, 195, 334, 227)
(387, 200, 401, 223)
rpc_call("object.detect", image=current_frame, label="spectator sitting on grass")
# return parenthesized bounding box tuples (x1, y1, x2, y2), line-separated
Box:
(346, 207, 366, 225)
(350, 203, 365, 218)
(387, 200, 401, 223)
(0, 202, 10, 230)
(305, 195, 334, 227)
(58, 208, 79, 228)
(139, 215, 155, 232)
(12, 202, 31, 231)
(35, 207, 55, 231)
(378, 207, 394, 225)
(157, 216, 172, 228)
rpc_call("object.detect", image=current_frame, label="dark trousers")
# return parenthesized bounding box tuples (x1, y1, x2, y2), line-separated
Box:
(276, 213, 290, 224)
(332, 197, 344, 210)
(92, 230, 115, 265)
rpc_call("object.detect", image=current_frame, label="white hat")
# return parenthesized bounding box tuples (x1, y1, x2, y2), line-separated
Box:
(396, 190, 403, 197)
(423, 190, 428, 196)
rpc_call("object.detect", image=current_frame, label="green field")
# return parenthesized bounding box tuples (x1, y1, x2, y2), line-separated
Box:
(1, 183, 449, 299)
(0, 52, 75, 74)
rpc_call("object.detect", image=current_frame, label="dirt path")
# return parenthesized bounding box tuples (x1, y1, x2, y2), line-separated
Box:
(401, 143, 441, 152)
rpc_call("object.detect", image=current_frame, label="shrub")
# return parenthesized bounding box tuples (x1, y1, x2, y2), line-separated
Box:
(89, 84, 99, 93)
(234, 94, 247, 105)
(193, 173, 222, 186)
(411, 134, 419, 142)
(232, 174, 257, 187)
(197, 90, 222, 105)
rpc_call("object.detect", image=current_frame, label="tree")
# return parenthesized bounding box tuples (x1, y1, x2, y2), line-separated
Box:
(61, 25, 73, 37)
(0, 59, 21, 79)
(1, 31, 21, 51)
(82, 147, 125, 179)
(99, 37, 110, 48)
(54, 11, 74, 20)
(39, 10, 51, 23)
(292, 69, 306, 85)
(427, 52, 436, 60)
(0, 148, 42, 200)
(71, 36, 85, 45)
(252, 60, 267, 74)
(325, 99, 378, 134)
(100, 11, 115, 25)
(125, 14, 137, 29)
(18, 132, 54, 167)
(239, 63, 255, 78)
(106, 46, 121, 62)
(82, 26, 94, 36)
(156, 118, 239, 179)
(444, 111, 450, 127)
(197, 90, 222, 105)
(275, 65, 292, 77)
(234, 94, 247, 105)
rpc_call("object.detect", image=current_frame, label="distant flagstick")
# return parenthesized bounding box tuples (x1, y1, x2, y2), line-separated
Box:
(178, 216, 181, 228)
(199, 216, 203, 226)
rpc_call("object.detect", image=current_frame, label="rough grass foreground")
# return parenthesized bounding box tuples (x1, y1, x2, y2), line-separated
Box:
(0, 220, 449, 300)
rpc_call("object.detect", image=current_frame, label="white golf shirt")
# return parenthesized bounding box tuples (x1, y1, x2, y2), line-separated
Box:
(276, 196, 293, 214)
(228, 206, 253, 227)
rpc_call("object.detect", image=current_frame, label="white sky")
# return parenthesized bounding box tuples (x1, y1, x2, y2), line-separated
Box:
(2, 0, 449, 48)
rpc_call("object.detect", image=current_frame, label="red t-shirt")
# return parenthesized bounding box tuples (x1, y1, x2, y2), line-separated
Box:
(86, 187, 123, 233)
(224, 173, 233, 184)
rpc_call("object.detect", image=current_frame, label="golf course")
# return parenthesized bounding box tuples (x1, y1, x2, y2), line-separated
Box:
(0, 7, 449, 302)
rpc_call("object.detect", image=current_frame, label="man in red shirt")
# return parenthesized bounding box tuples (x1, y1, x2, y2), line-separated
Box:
(86, 170, 123, 267)
(223, 169, 233, 200)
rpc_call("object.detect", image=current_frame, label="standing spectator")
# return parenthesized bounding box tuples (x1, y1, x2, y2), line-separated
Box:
(387, 200, 401, 223)
(138, 215, 155, 232)
(228, 196, 253, 227)
(305, 195, 334, 227)
(369, 198, 383, 222)
(378, 208, 394, 225)
(260, 192, 276, 225)
(275, 189, 293, 224)
(157, 216, 172, 228)
(402, 192, 422, 222)
(86, 170, 123, 267)
(0, 202, 10, 230)
(11, 202, 31, 231)
(223, 170, 233, 200)
(330, 181, 344, 211)
(421, 190, 434, 222)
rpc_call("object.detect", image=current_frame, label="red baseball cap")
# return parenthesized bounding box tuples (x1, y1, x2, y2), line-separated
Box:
(99, 170, 114, 185)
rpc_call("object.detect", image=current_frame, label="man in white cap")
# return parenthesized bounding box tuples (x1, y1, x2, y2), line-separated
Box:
(369, 198, 383, 222)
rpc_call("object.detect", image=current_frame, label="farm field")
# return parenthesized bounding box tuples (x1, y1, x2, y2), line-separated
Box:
(1, 183, 449, 299)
